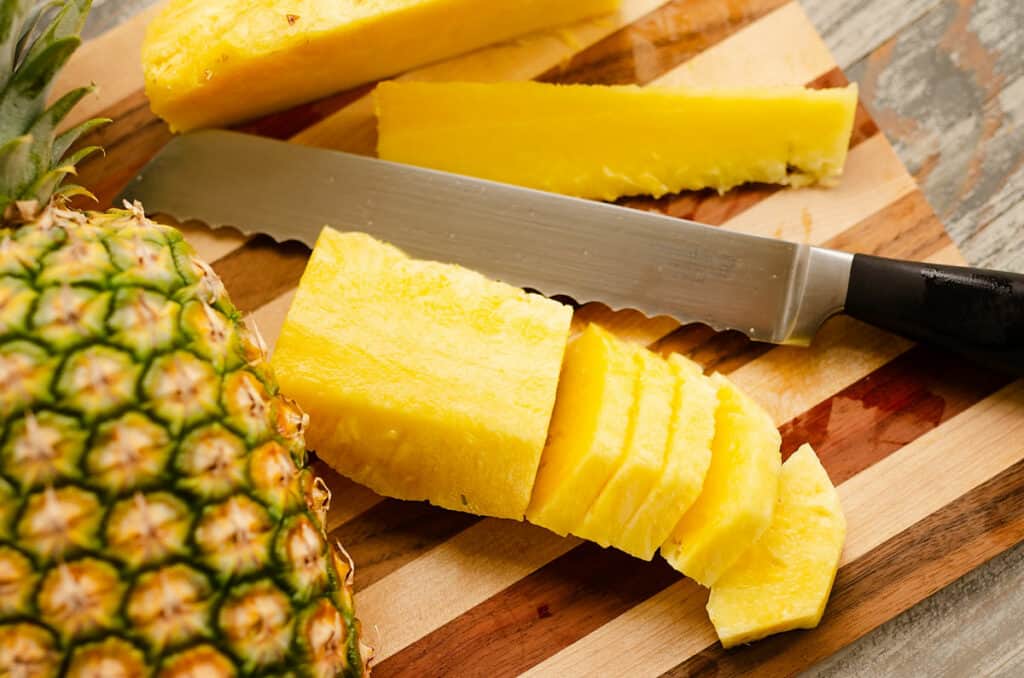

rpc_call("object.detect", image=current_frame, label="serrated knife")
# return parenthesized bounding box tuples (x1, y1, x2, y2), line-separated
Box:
(119, 130, 1024, 374)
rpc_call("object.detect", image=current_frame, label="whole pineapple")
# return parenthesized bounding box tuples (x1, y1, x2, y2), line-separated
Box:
(0, 2, 369, 676)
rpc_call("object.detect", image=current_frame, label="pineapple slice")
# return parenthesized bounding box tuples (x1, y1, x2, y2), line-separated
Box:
(526, 324, 640, 537)
(271, 228, 572, 520)
(708, 444, 846, 647)
(375, 81, 859, 200)
(617, 354, 716, 560)
(143, 0, 620, 131)
(660, 373, 782, 587)
(573, 345, 675, 559)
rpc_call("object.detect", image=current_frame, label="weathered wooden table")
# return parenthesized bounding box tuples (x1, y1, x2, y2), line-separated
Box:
(84, 0, 1024, 674)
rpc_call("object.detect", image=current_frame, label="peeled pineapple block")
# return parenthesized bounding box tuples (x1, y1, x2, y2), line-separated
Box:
(526, 324, 639, 536)
(143, 0, 621, 131)
(618, 354, 716, 560)
(708, 444, 846, 647)
(660, 373, 782, 587)
(376, 81, 859, 200)
(573, 345, 675, 558)
(271, 228, 572, 520)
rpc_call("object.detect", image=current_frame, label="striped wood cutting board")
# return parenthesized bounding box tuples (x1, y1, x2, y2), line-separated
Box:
(61, 1, 1024, 675)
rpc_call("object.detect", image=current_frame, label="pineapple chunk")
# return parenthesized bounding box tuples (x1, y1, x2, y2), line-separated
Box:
(143, 0, 620, 131)
(708, 444, 846, 647)
(271, 228, 572, 520)
(376, 81, 859, 200)
(617, 354, 716, 560)
(526, 324, 639, 536)
(573, 345, 675, 559)
(660, 374, 781, 587)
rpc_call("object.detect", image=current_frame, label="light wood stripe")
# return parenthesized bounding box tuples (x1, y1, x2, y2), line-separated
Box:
(727, 135, 917, 242)
(290, 0, 670, 152)
(173, 219, 251, 264)
(729, 317, 913, 426)
(525, 379, 1024, 677)
(652, 3, 833, 88)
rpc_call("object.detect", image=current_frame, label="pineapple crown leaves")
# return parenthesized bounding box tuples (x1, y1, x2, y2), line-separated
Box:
(0, 0, 109, 222)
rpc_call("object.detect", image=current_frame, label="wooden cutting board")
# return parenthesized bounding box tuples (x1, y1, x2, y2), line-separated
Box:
(62, 1, 1024, 675)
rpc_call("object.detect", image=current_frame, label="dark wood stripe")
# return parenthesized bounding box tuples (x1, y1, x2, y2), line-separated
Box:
(375, 543, 686, 677)
(779, 344, 1013, 482)
(73, 90, 172, 210)
(368, 352, 1008, 677)
(236, 82, 379, 141)
(665, 449, 1024, 678)
(540, 0, 789, 86)
(210, 235, 311, 314)
(826, 190, 951, 259)
(330, 499, 481, 593)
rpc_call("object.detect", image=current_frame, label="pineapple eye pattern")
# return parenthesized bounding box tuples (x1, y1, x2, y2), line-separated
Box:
(0, 211, 366, 675)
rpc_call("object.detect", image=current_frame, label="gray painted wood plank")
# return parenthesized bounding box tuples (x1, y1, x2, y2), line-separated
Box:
(840, 0, 1024, 271)
(807, 540, 1024, 678)
(803, 0, 943, 70)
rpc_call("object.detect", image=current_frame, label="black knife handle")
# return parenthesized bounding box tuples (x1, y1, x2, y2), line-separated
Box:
(845, 254, 1024, 375)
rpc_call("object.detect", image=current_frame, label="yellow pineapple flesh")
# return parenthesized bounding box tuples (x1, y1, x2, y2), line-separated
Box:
(271, 228, 572, 520)
(708, 444, 846, 647)
(660, 373, 782, 587)
(573, 345, 674, 559)
(376, 80, 859, 200)
(143, 0, 621, 131)
(525, 324, 639, 537)
(618, 354, 716, 560)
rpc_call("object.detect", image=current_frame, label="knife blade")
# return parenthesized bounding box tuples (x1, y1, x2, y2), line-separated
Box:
(118, 130, 850, 345)
(118, 130, 1024, 374)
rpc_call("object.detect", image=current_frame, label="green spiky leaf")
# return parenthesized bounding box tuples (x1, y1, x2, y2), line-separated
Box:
(0, 133, 32, 197)
(0, 0, 31, 83)
(0, 0, 106, 222)
(53, 112, 106, 158)
(21, 0, 87, 67)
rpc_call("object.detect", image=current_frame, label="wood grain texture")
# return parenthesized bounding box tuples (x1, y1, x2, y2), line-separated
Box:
(64, 0, 1024, 675)
(845, 0, 1024, 272)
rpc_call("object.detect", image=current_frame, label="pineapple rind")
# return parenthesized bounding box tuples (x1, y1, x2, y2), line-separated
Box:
(0, 208, 368, 676)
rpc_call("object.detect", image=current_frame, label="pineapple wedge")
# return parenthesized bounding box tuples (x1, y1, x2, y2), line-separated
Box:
(271, 229, 572, 520)
(143, 0, 620, 131)
(708, 444, 846, 647)
(573, 345, 675, 558)
(375, 81, 860, 200)
(660, 373, 782, 587)
(616, 354, 716, 560)
(526, 324, 640, 536)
